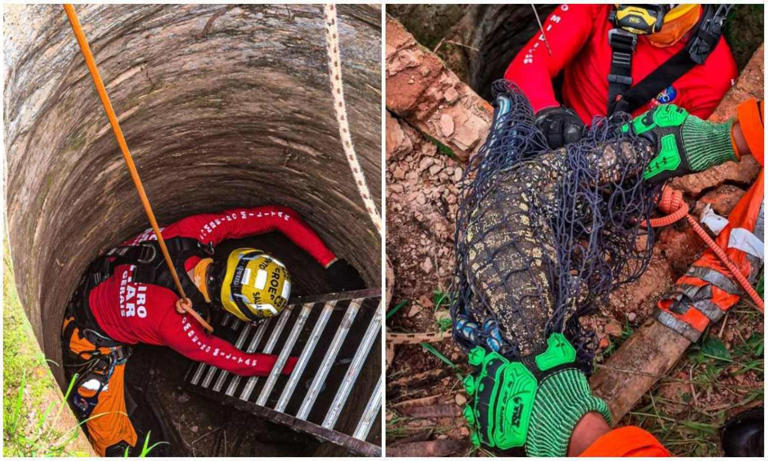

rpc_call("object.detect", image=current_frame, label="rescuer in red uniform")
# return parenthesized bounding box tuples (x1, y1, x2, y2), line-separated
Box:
(62, 205, 364, 455)
(504, 4, 737, 148)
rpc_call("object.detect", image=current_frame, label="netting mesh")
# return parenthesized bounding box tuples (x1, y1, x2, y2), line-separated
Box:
(450, 81, 662, 370)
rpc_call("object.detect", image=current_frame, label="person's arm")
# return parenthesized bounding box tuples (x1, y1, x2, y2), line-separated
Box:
(632, 99, 763, 184)
(159, 309, 297, 376)
(504, 4, 597, 113)
(176, 205, 337, 267)
(576, 423, 671, 457)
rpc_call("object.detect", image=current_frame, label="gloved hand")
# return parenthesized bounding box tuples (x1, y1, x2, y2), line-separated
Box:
(625, 104, 737, 184)
(325, 259, 365, 292)
(535, 106, 586, 149)
(462, 334, 612, 456)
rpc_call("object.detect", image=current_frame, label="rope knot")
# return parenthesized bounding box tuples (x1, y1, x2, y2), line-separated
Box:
(657, 187, 686, 215)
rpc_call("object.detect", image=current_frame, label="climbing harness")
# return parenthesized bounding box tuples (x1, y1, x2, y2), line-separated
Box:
(643, 187, 764, 312)
(323, 4, 382, 236)
(63, 4, 212, 332)
(607, 4, 732, 115)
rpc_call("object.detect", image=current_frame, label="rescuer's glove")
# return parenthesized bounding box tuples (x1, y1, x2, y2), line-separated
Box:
(535, 106, 586, 149)
(626, 104, 737, 184)
(325, 258, 365, 292)
(462, 334, 611, 456)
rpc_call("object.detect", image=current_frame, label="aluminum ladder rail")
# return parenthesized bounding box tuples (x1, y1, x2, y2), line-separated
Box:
(184, 288, 382, 456)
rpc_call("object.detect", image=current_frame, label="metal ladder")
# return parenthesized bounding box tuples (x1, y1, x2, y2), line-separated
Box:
(184, 288, 382, 456)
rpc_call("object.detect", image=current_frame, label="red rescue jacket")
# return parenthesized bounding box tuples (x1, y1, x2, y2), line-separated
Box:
(88, 205, 336, 376)
(504, 4, 737, 123)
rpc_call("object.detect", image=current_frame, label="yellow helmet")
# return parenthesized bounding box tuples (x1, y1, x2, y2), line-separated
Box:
(219, 248, 291, 321)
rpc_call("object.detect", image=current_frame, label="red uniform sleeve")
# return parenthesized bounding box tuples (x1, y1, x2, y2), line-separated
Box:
(173, 205, 337, 267)
(686, 37, 738, 120)
(159, 311, 298, 377)
(579, 426, 671, 457)
(504, 4, 599, 113)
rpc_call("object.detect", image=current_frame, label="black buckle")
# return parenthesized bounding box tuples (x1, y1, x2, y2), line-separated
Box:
(608, 28, 637, 52)
(200, 241, 215, 257)
(136, 243, 157, 263)
(608, 74, 633, 86)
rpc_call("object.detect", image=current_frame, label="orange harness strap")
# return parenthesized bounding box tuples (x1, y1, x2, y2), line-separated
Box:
(644, 187, 764, 312)
(64, 4, 213, 332)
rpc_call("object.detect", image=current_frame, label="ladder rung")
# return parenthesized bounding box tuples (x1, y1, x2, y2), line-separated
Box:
(274, 300, 337, 412)
(295, 299, 362, 420)
(322, 301, 381, 428)
(352, 375, 383, 440)
(225, 318, 271, 396)
(212, 322, 253, 392)
(239, 305, 294, 401)
(256, 302, 313, 406)
(190, 315, 233, 385)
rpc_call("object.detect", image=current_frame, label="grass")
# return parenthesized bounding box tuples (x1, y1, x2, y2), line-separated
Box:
(623, 301, 763, 456)
(3, 246, 92, 456)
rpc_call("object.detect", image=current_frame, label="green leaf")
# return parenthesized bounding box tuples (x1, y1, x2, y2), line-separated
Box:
(699, 337, 732, 362)
(386, 300, 408, 320)
(420, 342, 457, 369)
(432, 290, 450, 310)
(746, 332, 763, 357)
(436, 317, 452, 332)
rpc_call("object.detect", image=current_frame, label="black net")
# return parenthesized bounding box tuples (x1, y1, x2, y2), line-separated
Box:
(450, 81, 662, 370)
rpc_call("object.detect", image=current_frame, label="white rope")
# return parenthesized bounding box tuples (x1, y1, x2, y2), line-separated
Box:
(323, 4, 382, 236)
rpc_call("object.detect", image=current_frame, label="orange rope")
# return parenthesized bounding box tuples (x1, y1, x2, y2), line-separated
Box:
(64, 4, 213, 332)
(644, 187, 764, 312)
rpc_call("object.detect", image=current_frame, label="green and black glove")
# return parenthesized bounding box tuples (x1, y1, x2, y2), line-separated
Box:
(624, 104, 737, 184)
(462, 334, 612, 456)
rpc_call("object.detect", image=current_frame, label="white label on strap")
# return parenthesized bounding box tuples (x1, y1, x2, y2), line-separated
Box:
(700, 204, 729, 236)
(728, 228, 764, 261)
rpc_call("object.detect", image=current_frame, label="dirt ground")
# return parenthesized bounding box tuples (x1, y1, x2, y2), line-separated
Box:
(385, 9, 764, 456)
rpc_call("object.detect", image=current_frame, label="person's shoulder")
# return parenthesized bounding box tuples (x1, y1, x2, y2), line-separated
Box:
(706, 37, 737, 73)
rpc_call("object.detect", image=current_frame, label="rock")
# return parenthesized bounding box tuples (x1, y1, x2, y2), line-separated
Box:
(698, 184, 746, 216)
(393, 166, 406, 180)
(419, 156, 434, 171)
(386, 18, 492, 161)
(386, 113, 412, 160)
(605, 320, 622, 337)
(439, 114, 455, 137)
(429, 164, 443, 176)
(455, 393, 467, 406)
(191, 425, 199, 433)
(421, 257, 434, 274)
(444, 87, 459, 103)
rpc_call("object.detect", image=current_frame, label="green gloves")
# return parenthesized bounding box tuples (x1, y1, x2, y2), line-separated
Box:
(623, 104, 737, 183)
(462, 334, 612, 456)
